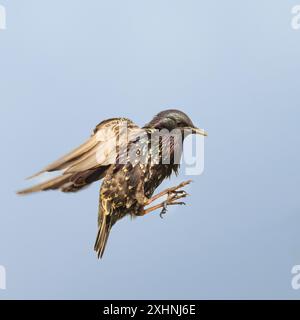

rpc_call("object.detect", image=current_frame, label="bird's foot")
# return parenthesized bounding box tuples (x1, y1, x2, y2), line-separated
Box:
(142, 180, 191, 217)
(145, 180, 192, 206)
(159, 188, 189, 218)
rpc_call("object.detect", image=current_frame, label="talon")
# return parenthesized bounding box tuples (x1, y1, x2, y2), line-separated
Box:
(144, 180, 192, 218)
(160, 201, 168, 218)
(168, 190, 188, 203)
(160, 209, 167, 219)
(171, 190, 187, 196)
(172, 194, 188, 202)
(170, 201, 186, 206)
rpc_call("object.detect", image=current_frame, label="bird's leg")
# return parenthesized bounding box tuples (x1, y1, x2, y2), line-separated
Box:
(142, 194, 187, 217)
(144, 180, 192, 206)
(141, 180, 191, 217)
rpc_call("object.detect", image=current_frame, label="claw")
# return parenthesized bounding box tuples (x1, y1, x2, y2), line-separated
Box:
(160, 201, 168, 219)
(160, 211, 166, 219)
(143, 180, 192, 217)
(170, 190, 187, 197)
(170, 193, 188, 203)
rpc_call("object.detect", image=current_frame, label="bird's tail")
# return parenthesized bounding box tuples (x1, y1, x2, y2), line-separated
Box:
(94, 207, 113, 259)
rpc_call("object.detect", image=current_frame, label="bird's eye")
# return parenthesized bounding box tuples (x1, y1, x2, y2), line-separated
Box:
(136, 149, 141, 156)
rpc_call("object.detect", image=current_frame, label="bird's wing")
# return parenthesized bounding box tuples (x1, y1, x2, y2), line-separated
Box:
(17, 118, 142, 194)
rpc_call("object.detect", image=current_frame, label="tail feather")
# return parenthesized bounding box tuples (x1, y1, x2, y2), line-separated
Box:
(94, 209, 113, 259)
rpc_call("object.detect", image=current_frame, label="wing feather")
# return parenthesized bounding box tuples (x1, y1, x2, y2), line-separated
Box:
(18, 118, 141, 194)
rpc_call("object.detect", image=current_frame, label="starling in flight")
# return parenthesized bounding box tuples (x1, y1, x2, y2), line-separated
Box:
(18, 109, 207, 258)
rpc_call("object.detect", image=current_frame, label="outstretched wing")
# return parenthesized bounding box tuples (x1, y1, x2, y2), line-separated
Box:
(17, 118, 140, 194)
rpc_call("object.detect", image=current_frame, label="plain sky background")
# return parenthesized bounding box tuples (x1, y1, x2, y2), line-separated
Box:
(0, 1, 300, 299)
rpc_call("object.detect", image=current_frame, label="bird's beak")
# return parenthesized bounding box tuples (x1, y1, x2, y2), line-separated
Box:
(192, 127, 208, 137)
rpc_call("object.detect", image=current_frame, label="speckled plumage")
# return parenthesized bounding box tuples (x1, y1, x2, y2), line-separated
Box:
(18, 109, 207, 259)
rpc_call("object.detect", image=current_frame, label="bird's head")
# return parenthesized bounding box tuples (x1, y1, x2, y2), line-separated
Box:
(144, 109, 207, 137)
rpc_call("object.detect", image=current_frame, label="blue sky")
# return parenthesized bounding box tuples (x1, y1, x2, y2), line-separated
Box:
(0, 0, 300, 299)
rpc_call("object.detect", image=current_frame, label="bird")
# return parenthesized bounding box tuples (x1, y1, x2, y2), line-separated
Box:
(17, 109, 207, 258)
